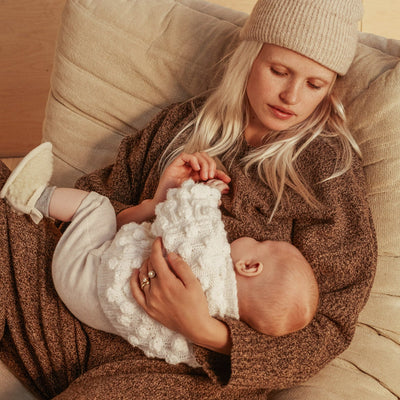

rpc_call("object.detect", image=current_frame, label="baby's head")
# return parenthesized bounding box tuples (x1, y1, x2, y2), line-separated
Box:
(230, 238, 319, 336)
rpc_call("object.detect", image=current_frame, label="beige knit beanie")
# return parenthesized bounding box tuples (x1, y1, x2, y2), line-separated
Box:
(240, 0, 363, 75)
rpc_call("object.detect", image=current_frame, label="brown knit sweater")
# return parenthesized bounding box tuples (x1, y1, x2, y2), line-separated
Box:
(0, 99, 377, 399)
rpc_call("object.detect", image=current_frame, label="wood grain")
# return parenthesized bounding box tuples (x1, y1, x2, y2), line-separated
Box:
(362, 0, 400, 39)
(0, 157, 22, 171)
(0, 0, 66, 157)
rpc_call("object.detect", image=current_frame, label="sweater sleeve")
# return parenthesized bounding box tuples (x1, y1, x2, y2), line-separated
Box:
(194, 143, 377, 390)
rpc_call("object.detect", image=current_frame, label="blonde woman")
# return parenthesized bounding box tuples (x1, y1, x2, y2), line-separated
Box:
(0, 0, 376, 398)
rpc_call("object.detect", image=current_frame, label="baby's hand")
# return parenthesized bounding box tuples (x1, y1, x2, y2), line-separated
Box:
(205, 179, 230, 194)
(168, 152, 230, 184)
(154, 152, 230, 205)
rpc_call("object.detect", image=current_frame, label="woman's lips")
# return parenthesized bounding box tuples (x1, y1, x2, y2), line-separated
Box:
(269, 105, 296, 120)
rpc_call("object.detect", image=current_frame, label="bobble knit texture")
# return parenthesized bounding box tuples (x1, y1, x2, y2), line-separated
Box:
(240, 0, 363, 75)
(97, 180, 239, 367)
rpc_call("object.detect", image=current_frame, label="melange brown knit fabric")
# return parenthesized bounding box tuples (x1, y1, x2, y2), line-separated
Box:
(0, 99, 377, 399)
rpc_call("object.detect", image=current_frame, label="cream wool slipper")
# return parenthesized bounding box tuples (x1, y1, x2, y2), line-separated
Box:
(0, 142, 53, 224)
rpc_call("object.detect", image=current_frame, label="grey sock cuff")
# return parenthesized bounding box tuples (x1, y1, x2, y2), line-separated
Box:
(35, 186, 56, 218)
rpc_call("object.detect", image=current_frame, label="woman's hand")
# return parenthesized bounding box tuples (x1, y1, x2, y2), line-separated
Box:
(153, 152, 231, 205)
(130, 238, 232, 355)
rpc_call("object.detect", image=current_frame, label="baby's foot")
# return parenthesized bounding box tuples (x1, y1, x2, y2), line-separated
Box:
(0, 142, 53, 223)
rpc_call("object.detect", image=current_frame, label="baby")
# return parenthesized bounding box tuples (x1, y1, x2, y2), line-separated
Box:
(1, 143, 319, 367)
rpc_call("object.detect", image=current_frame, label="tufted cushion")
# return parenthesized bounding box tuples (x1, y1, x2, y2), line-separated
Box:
(40, 0, 400, 399)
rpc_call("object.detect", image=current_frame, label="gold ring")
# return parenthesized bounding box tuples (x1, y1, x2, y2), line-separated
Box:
(148, 270, 157, 279)
(141, 277, 150, 289)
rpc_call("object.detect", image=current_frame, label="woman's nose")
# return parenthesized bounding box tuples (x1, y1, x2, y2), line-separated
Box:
(279, 81, 301, 105)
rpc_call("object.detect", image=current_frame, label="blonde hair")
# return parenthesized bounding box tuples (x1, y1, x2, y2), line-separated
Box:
(162, 40, 361, 218)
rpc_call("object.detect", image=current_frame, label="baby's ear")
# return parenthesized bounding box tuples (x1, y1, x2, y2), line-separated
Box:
(234, 261, 264, 277)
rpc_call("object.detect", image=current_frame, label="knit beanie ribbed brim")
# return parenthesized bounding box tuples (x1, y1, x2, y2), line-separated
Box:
(240, 0, 363, 75)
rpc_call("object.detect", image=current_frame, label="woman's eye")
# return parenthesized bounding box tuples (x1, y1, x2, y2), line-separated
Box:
(308, 82, 322, 90)
(271, 68, 285, 76)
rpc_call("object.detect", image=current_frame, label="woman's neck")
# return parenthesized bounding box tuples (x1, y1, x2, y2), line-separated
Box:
(244, 124, 266, 147)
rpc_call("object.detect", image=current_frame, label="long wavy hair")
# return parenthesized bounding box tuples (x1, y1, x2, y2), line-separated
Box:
(161, 40, 361, 219)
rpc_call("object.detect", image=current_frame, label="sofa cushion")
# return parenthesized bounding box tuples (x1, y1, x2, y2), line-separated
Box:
(43, 0, 246, 187)
(40, 1, 400, 399)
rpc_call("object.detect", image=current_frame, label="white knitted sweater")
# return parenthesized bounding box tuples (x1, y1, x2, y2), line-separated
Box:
(97, 180, 239, 367)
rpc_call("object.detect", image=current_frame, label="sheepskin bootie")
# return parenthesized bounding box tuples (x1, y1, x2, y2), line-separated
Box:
(0, 142, 53, 224)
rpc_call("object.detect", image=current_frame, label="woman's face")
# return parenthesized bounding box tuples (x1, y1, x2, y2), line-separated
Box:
(245, 43, 336, 145)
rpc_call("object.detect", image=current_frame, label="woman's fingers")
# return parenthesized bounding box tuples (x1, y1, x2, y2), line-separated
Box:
(167, 252, 198, 288)
(147, 238, 174, 281)
(130, 269, 147, 307)
(140, 239, 197, 288)
(132, 238, 174, 302)
(130, 238, 214, 342)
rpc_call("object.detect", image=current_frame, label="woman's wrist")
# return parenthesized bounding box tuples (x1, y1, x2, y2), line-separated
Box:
(191, 317, 232, 355)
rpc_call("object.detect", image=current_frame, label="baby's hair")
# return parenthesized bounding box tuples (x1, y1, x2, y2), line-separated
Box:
(244, 242, 319, 337)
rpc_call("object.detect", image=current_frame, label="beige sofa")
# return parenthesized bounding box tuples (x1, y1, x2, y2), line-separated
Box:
(1, 0, 399, 398)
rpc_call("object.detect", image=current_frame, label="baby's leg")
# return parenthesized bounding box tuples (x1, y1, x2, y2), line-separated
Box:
(0, 142, 89, 223)
(47, 187, 89, 222)
(52, 191, 117, 333)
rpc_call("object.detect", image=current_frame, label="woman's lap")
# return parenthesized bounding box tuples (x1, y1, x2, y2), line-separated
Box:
(0, 161, 177, 397)
(0, 161, 245, 399)
(53, 353, 266, 400)
(0, 162, 194, 398)
(0, 160, 88, 397)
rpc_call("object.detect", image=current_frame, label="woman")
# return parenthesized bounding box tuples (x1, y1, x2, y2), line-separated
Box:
(0, 0, 376, 398)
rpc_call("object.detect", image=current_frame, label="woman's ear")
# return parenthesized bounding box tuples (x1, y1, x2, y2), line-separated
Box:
(234, 261, 264, 277)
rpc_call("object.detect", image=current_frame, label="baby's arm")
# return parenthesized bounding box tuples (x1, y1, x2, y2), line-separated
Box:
(117, 152, 230, 229)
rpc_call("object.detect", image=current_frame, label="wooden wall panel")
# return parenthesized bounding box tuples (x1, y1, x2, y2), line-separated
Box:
(0, 0, 66, 157)
(362, 0, 400, 39)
